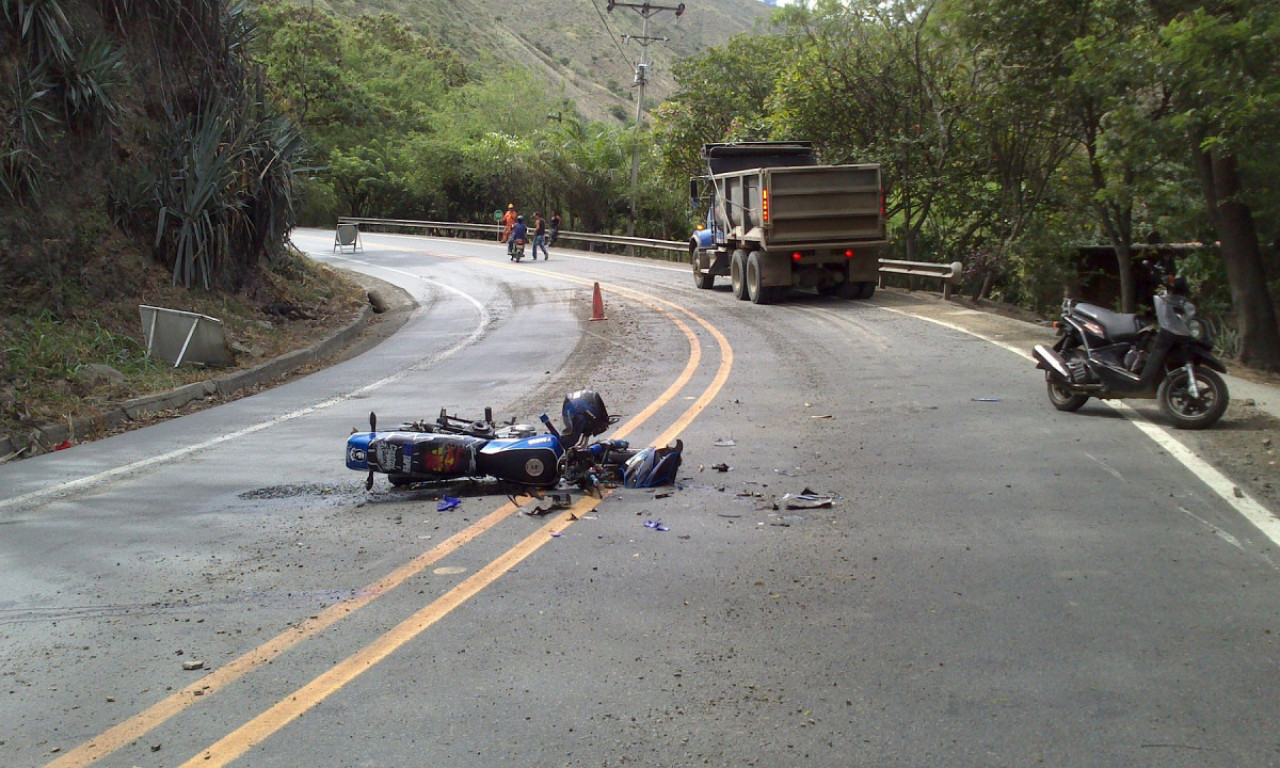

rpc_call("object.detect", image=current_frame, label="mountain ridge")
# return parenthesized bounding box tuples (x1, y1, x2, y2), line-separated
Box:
(310, 0, 776, 122)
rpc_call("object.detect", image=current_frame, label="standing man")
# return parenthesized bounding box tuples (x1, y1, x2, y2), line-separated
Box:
(530, 212, 549, 261)
(549, 211, 562, 247)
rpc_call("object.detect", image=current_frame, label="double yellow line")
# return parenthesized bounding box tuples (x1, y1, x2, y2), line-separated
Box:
(47, 272, 733, 768)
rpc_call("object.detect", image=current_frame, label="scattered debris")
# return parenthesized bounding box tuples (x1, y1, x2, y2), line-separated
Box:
(525, 492, 571, 516)
(714, 437, 736, 447)
(182, 660, 205, 671)
(810, 414, 832, 419)
(971, 397, 1002, 402)
(711, 463, 731, 472)
(781, 488, 836, 509)
(437, 496, 462, 512)
(644, 519, 669, 531)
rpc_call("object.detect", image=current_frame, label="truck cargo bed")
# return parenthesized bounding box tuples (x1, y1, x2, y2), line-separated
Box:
(711, 163, 884, 249)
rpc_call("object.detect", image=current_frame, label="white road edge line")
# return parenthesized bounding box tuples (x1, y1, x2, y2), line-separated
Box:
(0, 265, 489, 513)
(877, 304, 1280, 549)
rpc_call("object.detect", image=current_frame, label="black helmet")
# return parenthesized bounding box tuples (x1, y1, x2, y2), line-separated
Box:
(516, 215, 524, 223)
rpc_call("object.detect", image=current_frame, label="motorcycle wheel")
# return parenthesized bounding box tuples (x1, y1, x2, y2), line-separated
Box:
(1046, 347, 1089, 412)
(1157, 367, 1228, 430)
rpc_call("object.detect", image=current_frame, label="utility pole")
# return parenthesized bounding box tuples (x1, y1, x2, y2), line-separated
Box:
(607, 1, 685, 239)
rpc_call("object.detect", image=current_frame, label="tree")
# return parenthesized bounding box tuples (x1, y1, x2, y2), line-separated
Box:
(1152, 1, 1280, 371)
(652, 31, 793, 182)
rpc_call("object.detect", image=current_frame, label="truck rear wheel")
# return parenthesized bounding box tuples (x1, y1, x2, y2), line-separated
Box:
(730, 250, 750, 300)
(746, 251, 778, 304)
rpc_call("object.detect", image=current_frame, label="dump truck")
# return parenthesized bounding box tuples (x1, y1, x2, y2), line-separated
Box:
(688, 141, 887, 304)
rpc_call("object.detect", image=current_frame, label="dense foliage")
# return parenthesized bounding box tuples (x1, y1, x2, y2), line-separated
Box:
(248, 1, 689, 241)
(654, 0, 1280, 370)
(1, 0, 305, 294)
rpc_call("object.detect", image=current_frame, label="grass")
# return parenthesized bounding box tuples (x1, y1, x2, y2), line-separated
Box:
(0, 247, 366, 444)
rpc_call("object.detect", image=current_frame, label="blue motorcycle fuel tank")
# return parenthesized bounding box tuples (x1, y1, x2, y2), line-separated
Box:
(475, 434, 563, 486)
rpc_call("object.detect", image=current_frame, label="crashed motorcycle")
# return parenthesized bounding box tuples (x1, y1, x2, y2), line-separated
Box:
(1032, 272, 1229, 429)
(346, 390, 682, 490)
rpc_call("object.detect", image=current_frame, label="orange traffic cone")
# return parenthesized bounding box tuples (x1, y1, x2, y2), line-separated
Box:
(590, 282, 606, 321)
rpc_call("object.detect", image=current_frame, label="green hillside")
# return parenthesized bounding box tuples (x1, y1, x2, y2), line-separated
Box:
(309, 0, 774, 122)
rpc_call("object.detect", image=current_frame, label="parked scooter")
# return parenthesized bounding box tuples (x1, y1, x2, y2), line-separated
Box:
(1032, 267, 1229, 429)
(346, 390, 683, 490)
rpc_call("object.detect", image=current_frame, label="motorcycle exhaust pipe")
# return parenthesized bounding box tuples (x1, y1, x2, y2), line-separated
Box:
(1033, 344, 1072, 382)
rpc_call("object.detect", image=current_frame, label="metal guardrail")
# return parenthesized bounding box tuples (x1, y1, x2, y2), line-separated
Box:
(335, 216, 687, 254)
(878, 259, 964, 299)
(335, 217, 965, 297)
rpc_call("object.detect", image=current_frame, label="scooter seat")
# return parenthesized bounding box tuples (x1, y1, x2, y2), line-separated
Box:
(1073, 303, 1143, 341)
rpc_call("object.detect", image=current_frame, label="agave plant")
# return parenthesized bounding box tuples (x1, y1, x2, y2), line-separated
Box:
(1, 64, 57, 203)
(56, 34, 126, 130)
(154, 107, 239, 290)
(2, 0, 73, 67)
(1, 145, 43, 203)
(6, 63, 57, 147)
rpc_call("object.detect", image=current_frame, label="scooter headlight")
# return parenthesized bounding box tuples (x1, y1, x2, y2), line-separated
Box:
(1188, 317, 1209, 342)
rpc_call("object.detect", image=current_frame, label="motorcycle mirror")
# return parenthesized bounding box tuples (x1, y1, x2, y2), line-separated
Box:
(365, 470, 374, 491)
(369, 411, 377, 433)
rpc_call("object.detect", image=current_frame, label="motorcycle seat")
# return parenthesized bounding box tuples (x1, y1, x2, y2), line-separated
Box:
(1073, 303, 1143, 341)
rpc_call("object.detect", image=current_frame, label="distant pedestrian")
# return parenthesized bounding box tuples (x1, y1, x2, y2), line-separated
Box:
(549, 211, 562, 246)
(531, 212, 549, 260)
(500, 203, 517, 243)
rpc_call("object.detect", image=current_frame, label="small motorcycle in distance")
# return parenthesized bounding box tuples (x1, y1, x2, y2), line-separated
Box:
(509, 238, 526, 262)
(1032, 269, 1229, 429)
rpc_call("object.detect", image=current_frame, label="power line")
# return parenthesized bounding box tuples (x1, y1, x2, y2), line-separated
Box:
(587, 0, 633, 63)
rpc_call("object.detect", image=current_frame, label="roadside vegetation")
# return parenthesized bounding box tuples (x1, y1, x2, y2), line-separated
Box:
(655, 0, 1280, 371)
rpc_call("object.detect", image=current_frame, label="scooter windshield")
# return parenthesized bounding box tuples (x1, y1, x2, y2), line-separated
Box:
(1154, 294, 1194, 337)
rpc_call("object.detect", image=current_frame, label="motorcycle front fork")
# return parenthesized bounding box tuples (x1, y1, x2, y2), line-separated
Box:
(1183, 362, 1202, 398)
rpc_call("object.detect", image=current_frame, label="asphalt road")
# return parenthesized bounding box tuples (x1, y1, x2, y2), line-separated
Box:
(2, 228, 1278, 768)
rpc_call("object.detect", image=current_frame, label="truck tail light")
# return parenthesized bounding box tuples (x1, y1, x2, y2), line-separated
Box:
(880, 190, 886, 216)
(762, 189, 770, 223)
(845, 249, 855, 259)
(792, 251, 803, 262)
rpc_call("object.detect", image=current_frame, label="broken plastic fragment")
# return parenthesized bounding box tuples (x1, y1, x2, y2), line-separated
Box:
(781, 492, 835, 509)
(714, 438, 736, 447)
(437, 496, 462, 511)
(971, 397, 1002, 402)
(643, 519, 669, 531)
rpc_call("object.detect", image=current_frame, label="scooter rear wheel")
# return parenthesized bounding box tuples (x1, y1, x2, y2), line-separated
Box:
(1046, 378, 1089, 412)
(1158, 367, 1228, 429)
(1046, 347, 1089, 412)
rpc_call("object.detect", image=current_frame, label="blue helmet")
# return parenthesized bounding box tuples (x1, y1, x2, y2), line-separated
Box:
(562, 390, 611, 443)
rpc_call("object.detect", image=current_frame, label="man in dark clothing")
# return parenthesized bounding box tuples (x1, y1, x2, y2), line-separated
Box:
(508, 215, 528, 258)
(531, 212, 549, 260)
(549, 212, 562, 246)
